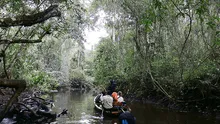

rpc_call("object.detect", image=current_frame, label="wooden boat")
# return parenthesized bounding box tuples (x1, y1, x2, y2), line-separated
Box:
(94, 94, 127, 117)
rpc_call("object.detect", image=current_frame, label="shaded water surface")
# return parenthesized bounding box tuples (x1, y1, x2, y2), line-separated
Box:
(52, 88, 218, 124)
(129, 102, 217, 124)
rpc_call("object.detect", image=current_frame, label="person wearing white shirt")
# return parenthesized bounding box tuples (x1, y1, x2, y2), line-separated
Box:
(118, 91, 124, 103)
(101, 92, 113, 109)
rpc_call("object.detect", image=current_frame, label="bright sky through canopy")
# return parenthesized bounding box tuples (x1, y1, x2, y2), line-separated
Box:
(84, 27, 108, 50)
(84, 10, 108, 50)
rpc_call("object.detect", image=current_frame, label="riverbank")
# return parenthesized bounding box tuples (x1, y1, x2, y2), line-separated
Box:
(2, 85, 219, 124)
(114, 73, 220, 117)
(124, 91, 220, 119)
(49, 87, 219, 124)
(0, 87, 67, 124)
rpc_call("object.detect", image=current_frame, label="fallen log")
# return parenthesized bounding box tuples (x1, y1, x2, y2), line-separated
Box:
(0, 79, 26, 123)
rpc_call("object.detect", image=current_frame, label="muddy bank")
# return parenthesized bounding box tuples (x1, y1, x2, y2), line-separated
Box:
(0, 88, 67, 124)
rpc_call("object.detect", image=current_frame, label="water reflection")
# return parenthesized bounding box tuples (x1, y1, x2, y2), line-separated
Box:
(52, 89, 117, 124)
(52, 88, 217, 124)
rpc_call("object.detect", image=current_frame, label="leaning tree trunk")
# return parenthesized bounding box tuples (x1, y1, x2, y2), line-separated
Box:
(0, 79, 26, 122)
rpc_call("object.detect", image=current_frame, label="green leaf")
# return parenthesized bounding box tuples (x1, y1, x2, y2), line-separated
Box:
(206, 21, 215, 29)
(213, 38, 220, 45)
(155, 0, 162, 9)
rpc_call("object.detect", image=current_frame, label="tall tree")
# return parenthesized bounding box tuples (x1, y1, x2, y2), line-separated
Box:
(92, 0, 220, 101)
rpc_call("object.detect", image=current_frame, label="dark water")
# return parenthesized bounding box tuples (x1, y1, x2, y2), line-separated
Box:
(52, 88, 218, 124)
(129, 102, 217, 124)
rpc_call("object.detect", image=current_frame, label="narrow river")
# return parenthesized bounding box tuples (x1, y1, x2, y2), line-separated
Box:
(51, 88, 218, 124)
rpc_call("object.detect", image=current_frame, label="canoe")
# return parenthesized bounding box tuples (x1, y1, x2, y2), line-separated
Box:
(94, 94, 127, 116)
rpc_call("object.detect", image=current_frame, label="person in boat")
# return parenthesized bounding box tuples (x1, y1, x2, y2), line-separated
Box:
(118, 91, 124, 103)
(107, 80, 116, 95)
(101, 91, 113, 110)
(119, 108, 136, 124)
(95, 91, 106, 103)
(112, 91, 125, 107)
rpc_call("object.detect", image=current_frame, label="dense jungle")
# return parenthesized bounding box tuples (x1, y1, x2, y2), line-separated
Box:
(0, 0, 220, 123)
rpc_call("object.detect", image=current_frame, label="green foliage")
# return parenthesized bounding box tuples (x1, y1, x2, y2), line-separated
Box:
(94, 38, 118, 84)
(151, 56, 179, 78)
(69, 69, 85, 80)
(184, 60, 218, 81)
(27, 71, 59, 91)
(0, 0, 86, 90)
(91, 0, 220, 110)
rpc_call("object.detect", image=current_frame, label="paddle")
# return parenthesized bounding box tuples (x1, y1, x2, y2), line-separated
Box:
(100, 105, 104, 120)
(120, 103, 131, 113)
(120, 107, 125, 113)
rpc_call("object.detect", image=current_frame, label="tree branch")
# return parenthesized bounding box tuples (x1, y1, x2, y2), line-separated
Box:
(0, 79, 26, 90)
(0, 39, 42, 44)
(16, 102, 39, 117)
(0, 5, 61, 27)
(170, 0, 192, 57)
(180, 13, 192, 57)
(170, 0, 184, 15)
